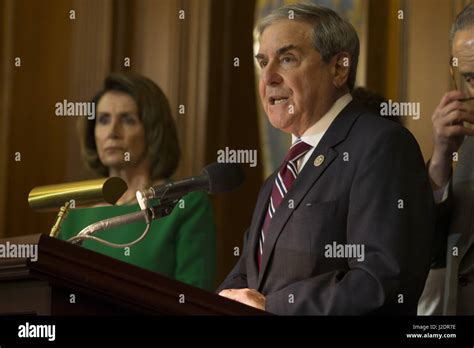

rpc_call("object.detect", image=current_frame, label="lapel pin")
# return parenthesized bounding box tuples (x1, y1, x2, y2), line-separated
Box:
(314, 155, 325, 167)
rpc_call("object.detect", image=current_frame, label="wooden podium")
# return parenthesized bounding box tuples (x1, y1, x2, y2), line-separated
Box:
(0, 234, 265, 315)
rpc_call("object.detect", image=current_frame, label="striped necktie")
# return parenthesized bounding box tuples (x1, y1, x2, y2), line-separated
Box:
(257, 139, 313, 270)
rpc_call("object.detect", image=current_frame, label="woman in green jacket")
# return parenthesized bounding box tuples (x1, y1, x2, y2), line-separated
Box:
(59, 73, 216, 291)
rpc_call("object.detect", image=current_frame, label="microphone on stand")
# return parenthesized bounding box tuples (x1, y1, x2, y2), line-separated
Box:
(69, 162, 245, 245)
(136, 162, 245, 211)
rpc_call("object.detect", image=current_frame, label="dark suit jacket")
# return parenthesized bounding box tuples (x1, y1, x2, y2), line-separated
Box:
(423, 136, 474, 315)
(217, 100, 435, 315)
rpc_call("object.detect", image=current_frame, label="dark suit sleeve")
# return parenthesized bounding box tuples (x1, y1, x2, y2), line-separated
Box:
(216, 228, 251, 292)
(265, 127, 435, 315)
(429, 179, 453, 269)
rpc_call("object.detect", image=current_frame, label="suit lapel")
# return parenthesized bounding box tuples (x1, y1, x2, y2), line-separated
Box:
(246, 176, 273, 289)
(256, 101, 362, 290)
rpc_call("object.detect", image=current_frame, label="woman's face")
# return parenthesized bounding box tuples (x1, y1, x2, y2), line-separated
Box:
(95, 91, 147, 171)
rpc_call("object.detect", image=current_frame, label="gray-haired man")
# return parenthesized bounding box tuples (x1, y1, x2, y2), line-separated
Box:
(419, 3, 474, 316)
(217, 3, 434, 315)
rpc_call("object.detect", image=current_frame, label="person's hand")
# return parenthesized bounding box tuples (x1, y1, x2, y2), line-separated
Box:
(429, 90, 474, 189)
(219, 288, 266, 310)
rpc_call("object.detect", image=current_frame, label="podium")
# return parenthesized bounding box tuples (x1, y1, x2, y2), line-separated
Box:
(0, 234, 265, 315)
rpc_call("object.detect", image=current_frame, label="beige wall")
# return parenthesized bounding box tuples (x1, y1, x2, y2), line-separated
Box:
(404, 0, 455, 161)
(131, 0, 211, 179)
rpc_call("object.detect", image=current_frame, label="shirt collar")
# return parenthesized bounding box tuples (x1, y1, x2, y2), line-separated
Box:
(292, 93, 353, 147)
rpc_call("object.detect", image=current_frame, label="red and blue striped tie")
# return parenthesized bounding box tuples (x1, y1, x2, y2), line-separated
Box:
(257, 139, 313, 270)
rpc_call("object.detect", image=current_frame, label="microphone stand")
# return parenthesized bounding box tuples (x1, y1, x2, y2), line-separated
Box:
(67, 198, 179, 247)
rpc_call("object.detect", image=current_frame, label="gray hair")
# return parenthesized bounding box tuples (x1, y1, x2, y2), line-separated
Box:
(257, 2, 360, 90)
(450, 3, 474, 46)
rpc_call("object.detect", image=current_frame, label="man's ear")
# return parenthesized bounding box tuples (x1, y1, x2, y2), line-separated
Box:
(331, 52, 351, 89)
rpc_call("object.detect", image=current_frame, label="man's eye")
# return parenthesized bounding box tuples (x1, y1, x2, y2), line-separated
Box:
(281, 56, 294, 64)
(461, 72, 474, 85)
(259, 61, 268, 68)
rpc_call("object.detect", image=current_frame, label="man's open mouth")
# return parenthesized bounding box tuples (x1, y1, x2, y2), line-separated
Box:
(270, 97, 289, 105)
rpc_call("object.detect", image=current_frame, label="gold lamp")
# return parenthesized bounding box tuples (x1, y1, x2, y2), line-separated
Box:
(28, 177, 128, 237)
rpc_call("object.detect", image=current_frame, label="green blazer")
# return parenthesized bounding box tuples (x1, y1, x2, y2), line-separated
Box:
(58, 191, 216, 291)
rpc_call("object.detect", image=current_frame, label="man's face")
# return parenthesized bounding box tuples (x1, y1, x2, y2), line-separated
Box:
(256, 20, 336, 136)
(452, 27, 474, 97)
(95, 91, 147, 171)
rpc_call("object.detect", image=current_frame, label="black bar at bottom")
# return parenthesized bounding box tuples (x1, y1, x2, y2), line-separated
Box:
(0, 315, 473, 345)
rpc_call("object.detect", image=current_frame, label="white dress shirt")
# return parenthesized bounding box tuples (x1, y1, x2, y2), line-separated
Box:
(292, 93, 353, 172)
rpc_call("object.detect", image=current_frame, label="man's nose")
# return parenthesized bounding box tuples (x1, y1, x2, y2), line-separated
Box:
(262, 63, 283, 86)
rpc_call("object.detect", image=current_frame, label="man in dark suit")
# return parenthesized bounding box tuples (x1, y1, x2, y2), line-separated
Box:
(418, 4, 474, 315)
(218, 3, 434, 315)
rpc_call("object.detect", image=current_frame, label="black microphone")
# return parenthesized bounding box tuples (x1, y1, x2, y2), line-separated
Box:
(70, 163, 246, 244)
(136, 162, 245, 209)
